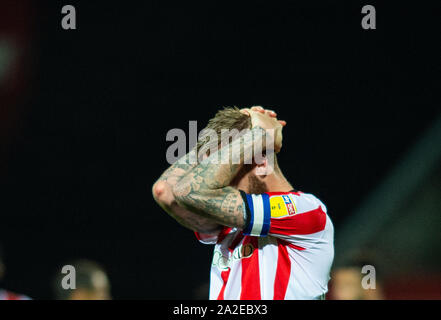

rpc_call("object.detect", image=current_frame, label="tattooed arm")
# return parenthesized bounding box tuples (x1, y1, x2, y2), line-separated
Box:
(152, 149, 222, 234)
(172, 126, 272, 229)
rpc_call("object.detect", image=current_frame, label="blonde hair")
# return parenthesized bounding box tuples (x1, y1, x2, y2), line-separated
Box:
(196, 107, 251, 156)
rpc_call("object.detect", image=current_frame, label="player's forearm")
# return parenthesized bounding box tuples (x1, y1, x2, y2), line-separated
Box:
(179, 127, 267, 191)
(190, 126, 267, 189)
(154, 186, 221, 233)
(173, 127, 268, 228)
(155, 148, 199, 185)
(152, 149, 221, 233)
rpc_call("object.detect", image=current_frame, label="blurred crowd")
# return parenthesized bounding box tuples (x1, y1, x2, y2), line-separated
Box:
(0, 243, 386, 300)
(327, 257, 385, 300)
(2, 241, 440, 300)
(0, 245, 111, 300)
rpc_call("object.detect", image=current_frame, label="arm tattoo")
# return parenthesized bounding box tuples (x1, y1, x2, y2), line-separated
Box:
(157, 151, 197, 184)
(154, 149, 222, 234)
(174, 127, 268, 229)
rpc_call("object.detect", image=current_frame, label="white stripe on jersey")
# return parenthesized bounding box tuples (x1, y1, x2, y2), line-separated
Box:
(250, 194, 265, 236)
(258, 236, 279, 300)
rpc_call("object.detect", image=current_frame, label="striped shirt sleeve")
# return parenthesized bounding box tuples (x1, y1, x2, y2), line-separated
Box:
(240, 191, 327, 238)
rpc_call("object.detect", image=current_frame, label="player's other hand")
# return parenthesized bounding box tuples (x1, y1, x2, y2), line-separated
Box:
(240, 106, 287, 127)
(240, 106, 285, 153)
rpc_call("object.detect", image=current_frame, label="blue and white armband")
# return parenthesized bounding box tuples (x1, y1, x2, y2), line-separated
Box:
(240, 191, 271, 237)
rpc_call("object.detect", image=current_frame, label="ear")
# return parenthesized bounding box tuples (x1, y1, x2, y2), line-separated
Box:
(254, 157, 272, 176)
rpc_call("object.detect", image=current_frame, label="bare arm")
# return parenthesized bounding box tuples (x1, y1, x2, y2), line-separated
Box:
(152, 149, 222, 234)
(173, 126, 269, 228)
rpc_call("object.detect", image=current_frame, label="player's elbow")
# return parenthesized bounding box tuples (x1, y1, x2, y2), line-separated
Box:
(152, 181, 174, 207)
(152, 180, 165, 200)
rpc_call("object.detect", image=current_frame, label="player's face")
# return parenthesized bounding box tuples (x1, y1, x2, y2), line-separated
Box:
(230, 165, 268, 194)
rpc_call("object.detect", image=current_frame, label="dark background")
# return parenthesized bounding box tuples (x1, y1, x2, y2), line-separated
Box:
(0, 1, 439, 299)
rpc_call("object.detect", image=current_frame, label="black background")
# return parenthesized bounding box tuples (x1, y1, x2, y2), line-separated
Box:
(0, 1, 439, 299)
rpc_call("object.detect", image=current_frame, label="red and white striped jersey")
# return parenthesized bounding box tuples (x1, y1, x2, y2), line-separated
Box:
(195, 190, 334, 300)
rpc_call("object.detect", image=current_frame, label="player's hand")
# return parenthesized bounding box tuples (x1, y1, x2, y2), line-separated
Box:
(240, 106, 287, 127)
(248, 108, 284, 153)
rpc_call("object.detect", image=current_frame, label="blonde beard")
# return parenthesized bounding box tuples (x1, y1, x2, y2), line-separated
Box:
(248, 173, 268, 194)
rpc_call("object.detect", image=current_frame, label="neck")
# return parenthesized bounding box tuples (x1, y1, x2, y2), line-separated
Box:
(265, 170, 293, 192)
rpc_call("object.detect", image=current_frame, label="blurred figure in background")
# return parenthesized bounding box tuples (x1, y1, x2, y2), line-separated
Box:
(329, 259, 385, 300)
(0, 245, 31, 300)
(52, 259, 111, 300)
(193, 281, 210, 300)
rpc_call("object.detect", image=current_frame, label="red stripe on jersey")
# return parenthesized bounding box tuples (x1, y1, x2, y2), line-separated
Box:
(228, 232, 244, 252)
(273, 240, 292, 300)
(195, 227, 232, 244)
(217, 268, 231, 300)
(278, 238, 306, 251)
(194, 231, 202, 241)
(217, 227, 233, 243)
(270, 206, 327, 236)
(240, 237, 261, 300)
(266, 191, 302, 197)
